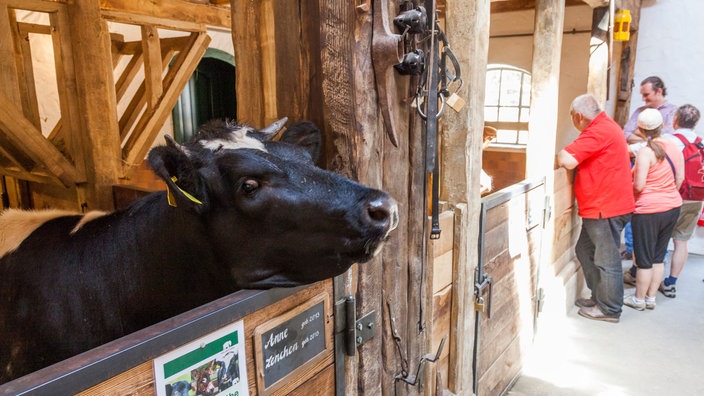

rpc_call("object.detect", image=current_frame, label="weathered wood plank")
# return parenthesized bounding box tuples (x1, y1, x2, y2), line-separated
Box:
(0, 94, 78, 187)
(67, 0, 123, 209)
(76, 362, 154, 396)
(141, 25, 163, 110)
(286, 364, 335, 396)
(476, 334, 522, 396)
(4, 0, 63, 12)
(118, 48, 176, 140)
(100, 0, 230, 29)
(231, 0, 264, 126)
(440, 7, 490, 394)
(52, 8, 88, 183)
(15, 19, 42, 129)
(122, 32, 210, 173)
(114, 47, 144, 102)
(613, 0, 642, 125)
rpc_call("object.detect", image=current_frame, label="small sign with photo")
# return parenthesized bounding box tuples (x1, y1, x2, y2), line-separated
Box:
(153, 320, 249, 396)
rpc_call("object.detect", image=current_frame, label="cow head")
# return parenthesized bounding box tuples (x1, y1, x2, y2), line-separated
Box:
(148, 119, 398, 289)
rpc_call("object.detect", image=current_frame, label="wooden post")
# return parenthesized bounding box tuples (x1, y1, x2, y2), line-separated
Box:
(0, 2, 30, 208)
(613, 0, 642, 126)
(527, 0, 564, 178)
(588, 6, 610, 106)
(443, 0, 490, 394)
(526, 0, 565, 378)
(231, 0, 265, 126)
(67, 0, 123, 210)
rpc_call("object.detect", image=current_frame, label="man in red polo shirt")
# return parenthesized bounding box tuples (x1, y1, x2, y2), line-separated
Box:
(558, 94, 635, 323)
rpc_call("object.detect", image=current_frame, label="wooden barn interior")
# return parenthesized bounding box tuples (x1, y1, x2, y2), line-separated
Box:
(0, 0, 643, 395)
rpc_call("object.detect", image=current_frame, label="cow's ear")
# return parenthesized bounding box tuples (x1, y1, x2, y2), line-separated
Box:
(148, 139, 209, 212)
(279, 121, 322, 163)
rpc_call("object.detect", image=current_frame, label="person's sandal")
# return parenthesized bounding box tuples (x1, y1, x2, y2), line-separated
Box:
(577, 305, 619, 323)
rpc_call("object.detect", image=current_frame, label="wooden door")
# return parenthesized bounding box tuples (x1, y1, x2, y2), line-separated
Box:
(474, 179, 545, 396)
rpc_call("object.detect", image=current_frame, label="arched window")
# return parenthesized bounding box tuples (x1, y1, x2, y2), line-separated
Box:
(484, 64, 531, 146)
(172, 48, 237, 143)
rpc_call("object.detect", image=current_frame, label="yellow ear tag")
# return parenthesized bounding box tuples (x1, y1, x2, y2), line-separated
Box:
(167, 176, 203, 207)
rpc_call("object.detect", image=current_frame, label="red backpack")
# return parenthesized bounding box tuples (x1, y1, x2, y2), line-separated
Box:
(673, 133, 704, 200)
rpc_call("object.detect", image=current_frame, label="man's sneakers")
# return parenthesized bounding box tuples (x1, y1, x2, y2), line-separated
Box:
(623, 269, 637, 286)
(659, 281, 676, 298)
(623, 294, 645, 311)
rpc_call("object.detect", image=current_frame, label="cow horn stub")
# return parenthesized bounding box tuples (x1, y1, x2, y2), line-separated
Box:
(260, 117, 289, 138)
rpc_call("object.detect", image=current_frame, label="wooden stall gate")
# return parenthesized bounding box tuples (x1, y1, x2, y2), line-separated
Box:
(0, 281, 339, 395)
(474, 178, 546, 396)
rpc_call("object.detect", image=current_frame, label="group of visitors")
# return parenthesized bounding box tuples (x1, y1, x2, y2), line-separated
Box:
(558, 76, 702, 323)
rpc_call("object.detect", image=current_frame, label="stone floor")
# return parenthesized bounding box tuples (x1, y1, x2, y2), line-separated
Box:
(507, 239, 704, 396)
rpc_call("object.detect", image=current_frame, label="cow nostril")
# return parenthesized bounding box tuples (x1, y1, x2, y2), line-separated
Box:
(366, 196, 399, 231)
(368, 203, 390, 222)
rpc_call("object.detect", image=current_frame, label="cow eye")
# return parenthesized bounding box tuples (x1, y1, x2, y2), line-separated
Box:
(241, 179, 260, 195)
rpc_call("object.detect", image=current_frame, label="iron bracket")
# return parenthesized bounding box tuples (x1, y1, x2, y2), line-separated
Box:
(334, 296, 377, 356)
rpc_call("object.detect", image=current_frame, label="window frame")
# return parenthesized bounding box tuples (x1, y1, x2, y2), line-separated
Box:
(484, 64, 531, 148)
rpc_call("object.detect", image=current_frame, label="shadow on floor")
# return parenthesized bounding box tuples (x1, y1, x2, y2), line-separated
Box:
(507, 253, 704, 396)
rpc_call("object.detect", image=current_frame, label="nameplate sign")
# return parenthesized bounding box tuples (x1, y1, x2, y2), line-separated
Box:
(253, 292, 331, 395)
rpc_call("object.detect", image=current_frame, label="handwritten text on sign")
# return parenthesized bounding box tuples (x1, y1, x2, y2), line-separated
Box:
(259, 300, 326, 388)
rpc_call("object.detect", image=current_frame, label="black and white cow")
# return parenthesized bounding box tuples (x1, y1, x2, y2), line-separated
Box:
(0, 118, 398, 383)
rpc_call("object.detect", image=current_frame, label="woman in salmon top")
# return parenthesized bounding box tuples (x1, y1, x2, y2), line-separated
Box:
(625, 108, 683, 311)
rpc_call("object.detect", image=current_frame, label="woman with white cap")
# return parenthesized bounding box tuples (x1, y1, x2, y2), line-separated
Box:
(625, 108, 684, 311)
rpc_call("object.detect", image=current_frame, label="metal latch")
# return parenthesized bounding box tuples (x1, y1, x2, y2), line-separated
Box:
(335, 296, 377, 356)
(474, 274, 493, 317)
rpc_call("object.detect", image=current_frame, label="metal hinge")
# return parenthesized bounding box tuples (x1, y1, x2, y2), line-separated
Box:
(334, 296, 377, 356)
(537, 287, 545, 314)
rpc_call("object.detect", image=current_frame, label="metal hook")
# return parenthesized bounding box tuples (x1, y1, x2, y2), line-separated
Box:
(416, 93, 445, 121)
(394, 336, 446, 386)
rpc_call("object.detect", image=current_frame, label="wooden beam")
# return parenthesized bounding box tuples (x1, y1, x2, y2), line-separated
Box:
(141, 25, 164, 109)
(122, 32, 210, 173)
(15, 16, 43, 129)
(0, 166, 62, 186)
(51, 9, 87, 181)
(444, 1, 491, 394)
(231, 0, 265, 126)
(67, 0, 124, 210)
(491, 0, 584, 13)
(259, 0, 277, 123)
(526, 0, 564, 178)
(118, 48, 176, 141)
(587, 6, 609, 106)
(0, 93, 78, 187)
(100, 0, 231, 29)
(613, 0, 642, 126)
(4, 0, 64, 12)
(114, 47, 144, 102)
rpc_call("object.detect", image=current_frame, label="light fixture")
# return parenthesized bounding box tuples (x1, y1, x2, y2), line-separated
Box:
(614, 9, 631, 41)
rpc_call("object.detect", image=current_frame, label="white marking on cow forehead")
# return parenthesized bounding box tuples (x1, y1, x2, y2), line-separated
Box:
(199, 127, 267, 152)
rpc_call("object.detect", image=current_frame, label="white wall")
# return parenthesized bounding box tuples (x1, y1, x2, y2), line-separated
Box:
(489, 5, 593, 151)
(630, 0, 704, 114)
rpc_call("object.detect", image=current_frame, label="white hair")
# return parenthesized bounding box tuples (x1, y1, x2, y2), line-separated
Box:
(570, 94, 602, 120)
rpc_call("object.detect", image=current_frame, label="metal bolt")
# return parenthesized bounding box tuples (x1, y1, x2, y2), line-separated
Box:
(356, 336, 363, 344)
(357, 323, 363, 331)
